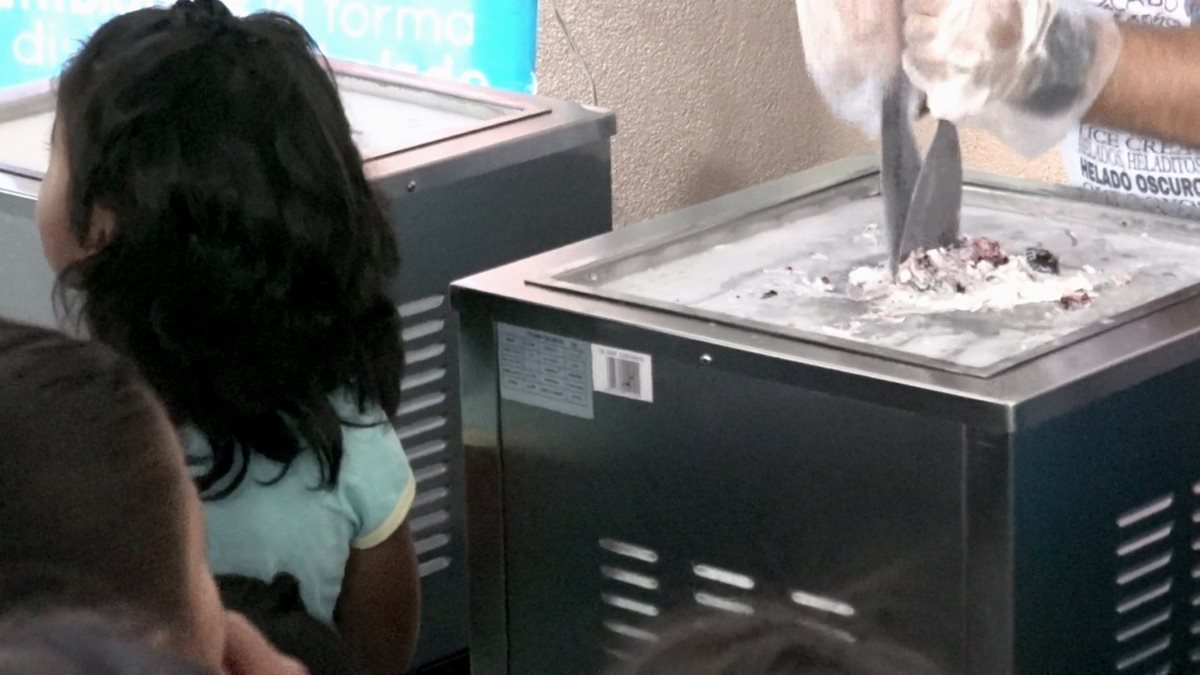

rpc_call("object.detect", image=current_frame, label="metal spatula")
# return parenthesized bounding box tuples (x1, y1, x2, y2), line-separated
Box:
(899, 119, 962, 259)
(879, 74, 963, 272)
(880, 73, 922, 273)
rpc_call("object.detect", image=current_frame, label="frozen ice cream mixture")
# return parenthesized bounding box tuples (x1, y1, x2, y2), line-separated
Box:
(588, 194, 1200, 371)
(842, 236, 1116, 315)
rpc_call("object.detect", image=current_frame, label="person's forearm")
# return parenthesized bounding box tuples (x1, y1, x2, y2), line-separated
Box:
(336, 524, 421, 675)
(1087, 22, 1200, 148)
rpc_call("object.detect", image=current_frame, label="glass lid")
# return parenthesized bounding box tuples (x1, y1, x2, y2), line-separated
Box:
(0, 67, 541, 177)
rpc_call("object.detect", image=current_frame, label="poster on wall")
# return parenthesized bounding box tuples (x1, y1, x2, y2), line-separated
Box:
(0, 0, 538, 93)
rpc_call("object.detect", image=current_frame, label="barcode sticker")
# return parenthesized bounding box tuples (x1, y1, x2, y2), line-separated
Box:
(591, 345, 653, 403)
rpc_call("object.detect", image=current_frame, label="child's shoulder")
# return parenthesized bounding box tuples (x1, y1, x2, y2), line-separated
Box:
(182, 392, 413, 529)
(194, 390, 414, 575)
(330, 392, 410, 485)
(329, 393, 415, 549)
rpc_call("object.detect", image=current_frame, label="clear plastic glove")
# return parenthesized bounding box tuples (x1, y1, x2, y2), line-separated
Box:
(795, 0, 906, 137)
(903, 0, 1121, 155)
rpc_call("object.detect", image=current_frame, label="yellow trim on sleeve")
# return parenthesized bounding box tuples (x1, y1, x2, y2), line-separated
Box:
(352, 478, 417, 550)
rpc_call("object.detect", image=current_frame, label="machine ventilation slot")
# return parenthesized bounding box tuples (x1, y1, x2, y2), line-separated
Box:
(1118, 496, 1175, 529)
(401, 367, 446, 392)
(602, 566, 660, 591)
(600, 539, 660, 564)
(392, 291, 454, 587)
(790, 589, 857, 618)
(1116, 609, 1171, 643)
(1118, 553, 1173, 587)
(410, 508, 450, 534)
(1116, 637, 1171, 671)
(1117, 580, 1173, 616)
(398, 392, 447, 419)
(399, 295, 445, 319)
(413, 486, 450, 509)
(414, 462, 449, 485)
(414, 533, 451, 557)
(406, 342, 447, 366)
(403, 320, 445, 343)
(412, 466, 453, 578)
(602, 593, 660, 618)
(597, 553, 865, 664)
(600, 539, 662, 662)
(1189, 482, 1200, 669)
(602, 620, 658, 643)
(418, 556, 451, 578)
(396, 415, 447, 442)
(692, 564, 755, 590)
(1119, 525, 1174, 558)
(406, 439, 448, 463)
(1113, 493, 1177, 674)
(687, 563, 757, 616)
(603, 647, 635, 663)
(693, 591, 754, 615)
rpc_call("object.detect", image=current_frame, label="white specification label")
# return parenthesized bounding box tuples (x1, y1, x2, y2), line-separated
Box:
(497, 323, 593, 419)
(592, 344, 654, 402)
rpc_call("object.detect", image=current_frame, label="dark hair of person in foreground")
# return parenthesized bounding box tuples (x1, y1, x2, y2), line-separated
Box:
(613, 607, 944, 675)
(0, 609, 214, 675)
(0, 316, 195, 638)
(0, 316, 304, 674)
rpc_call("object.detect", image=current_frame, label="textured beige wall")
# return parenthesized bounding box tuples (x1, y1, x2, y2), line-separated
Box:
(536, 0, 1065, 227)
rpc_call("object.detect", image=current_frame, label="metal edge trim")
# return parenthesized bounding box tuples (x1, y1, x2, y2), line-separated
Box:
(368, 112, 615, 198)
(457, 295, 510, 675)
(963, 428, 1014, 674)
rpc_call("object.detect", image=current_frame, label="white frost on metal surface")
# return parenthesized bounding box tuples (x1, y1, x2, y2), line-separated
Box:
(598, 197, 1200, 370)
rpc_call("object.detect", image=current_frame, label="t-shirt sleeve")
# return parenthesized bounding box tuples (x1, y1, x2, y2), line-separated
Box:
(339, 414, 416, 550)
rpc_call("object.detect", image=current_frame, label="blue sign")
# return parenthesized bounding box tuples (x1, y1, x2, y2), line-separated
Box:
(0, 0, 538, 93)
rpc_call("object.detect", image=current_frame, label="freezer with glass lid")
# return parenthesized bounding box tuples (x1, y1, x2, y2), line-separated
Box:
(0, 60, 615, 669)
(453, 156, 1200, 674)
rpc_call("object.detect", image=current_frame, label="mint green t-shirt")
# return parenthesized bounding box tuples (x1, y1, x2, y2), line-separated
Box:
(181, 392, 415, 623)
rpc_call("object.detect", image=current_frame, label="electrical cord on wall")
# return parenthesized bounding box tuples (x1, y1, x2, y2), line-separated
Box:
(548, 0, 599, 107)
(546, 0, 629, 227)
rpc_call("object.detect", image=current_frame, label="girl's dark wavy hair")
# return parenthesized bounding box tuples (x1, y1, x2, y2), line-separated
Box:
(54, 0, 403, 498)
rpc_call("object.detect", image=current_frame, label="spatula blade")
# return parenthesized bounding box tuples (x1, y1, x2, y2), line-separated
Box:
(880, 74, 922, 272)
(898, 120, 963, 262)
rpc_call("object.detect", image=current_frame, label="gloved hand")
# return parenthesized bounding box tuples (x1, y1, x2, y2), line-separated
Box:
(902, 0, 1121, 155)
(795, 0, 908, 138)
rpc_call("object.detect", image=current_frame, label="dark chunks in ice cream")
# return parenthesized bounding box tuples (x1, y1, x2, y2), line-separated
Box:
(1025, 247, 1061, 275)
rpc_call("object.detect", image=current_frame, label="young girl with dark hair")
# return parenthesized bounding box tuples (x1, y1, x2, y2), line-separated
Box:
(0, 317, 305, 674)
(35, 0, 419, 670)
